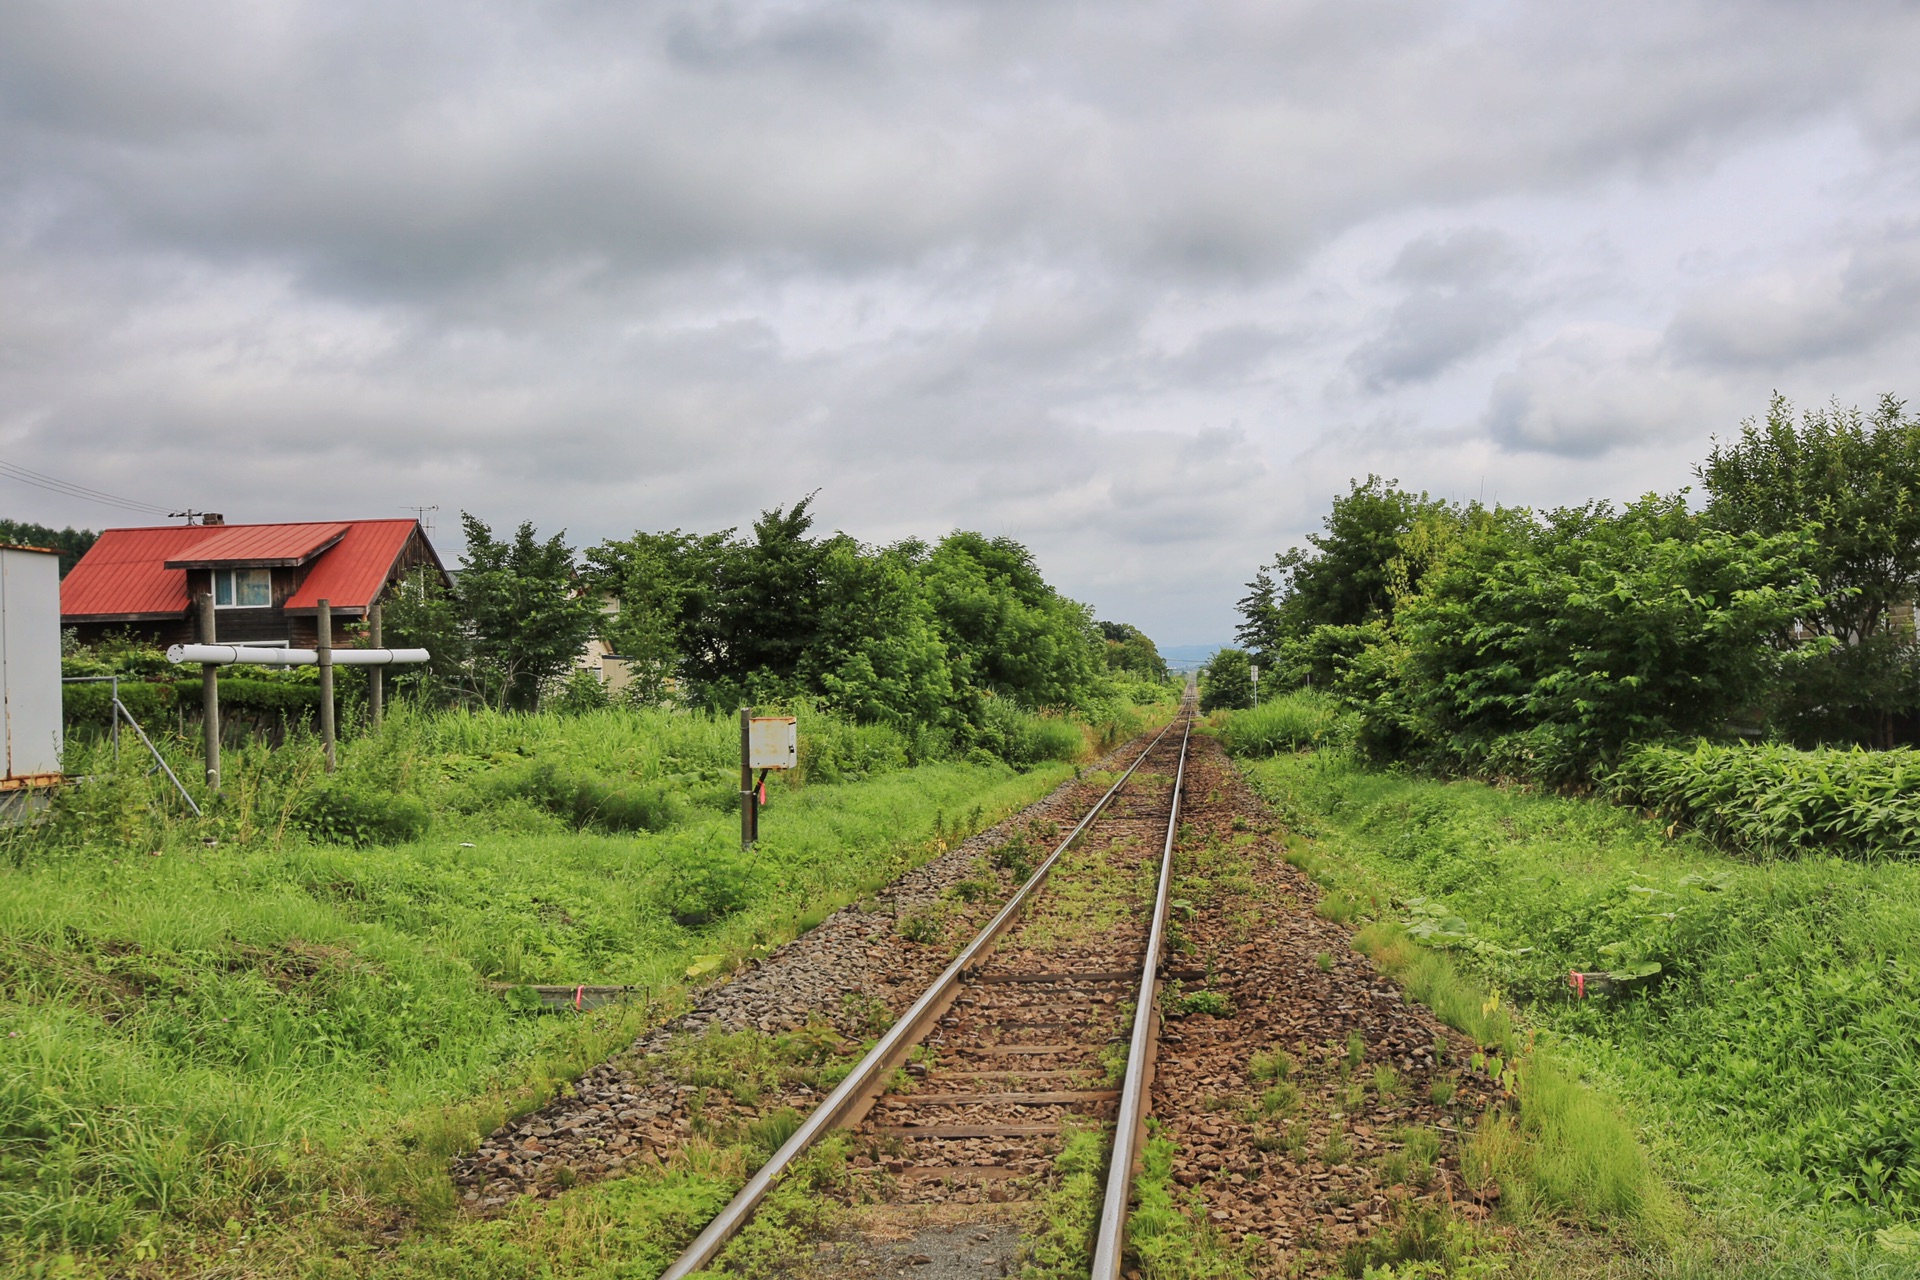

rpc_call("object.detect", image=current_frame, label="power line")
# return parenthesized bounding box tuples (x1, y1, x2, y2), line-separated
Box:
(0, 459, 176, 517)
(0, 459, 172, 511)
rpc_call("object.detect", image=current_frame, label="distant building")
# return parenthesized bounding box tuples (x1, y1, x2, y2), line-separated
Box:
(61, 517, 448, 648)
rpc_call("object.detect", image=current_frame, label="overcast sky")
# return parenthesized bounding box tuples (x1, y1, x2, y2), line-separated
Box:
(5, 2, 1919, 645)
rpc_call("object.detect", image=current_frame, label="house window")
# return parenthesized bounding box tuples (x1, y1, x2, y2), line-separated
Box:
(212, 568, 271, 608)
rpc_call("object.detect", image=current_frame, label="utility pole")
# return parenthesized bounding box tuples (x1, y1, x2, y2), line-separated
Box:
(317, 599, 336, 772)
(197, 590, 220, 791)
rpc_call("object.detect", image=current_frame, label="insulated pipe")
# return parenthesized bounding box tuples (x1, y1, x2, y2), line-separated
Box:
(167, 644, 429, 667)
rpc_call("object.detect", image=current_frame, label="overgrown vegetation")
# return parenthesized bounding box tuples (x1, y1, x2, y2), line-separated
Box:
(1235, 394, 1920, 783)
(1242, 744, 1920, 1272)
(1611, 740, 1920, 861)
(1213, 689, 1351, 755)
(0, 693, 1129, 1272)
(1217, 391, 1920, 1271)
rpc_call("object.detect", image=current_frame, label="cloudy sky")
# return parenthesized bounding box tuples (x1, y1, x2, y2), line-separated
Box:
(4, 2, 1919, 645)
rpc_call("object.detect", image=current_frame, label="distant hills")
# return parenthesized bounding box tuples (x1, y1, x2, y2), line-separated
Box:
(1159, 643, 1226, 672)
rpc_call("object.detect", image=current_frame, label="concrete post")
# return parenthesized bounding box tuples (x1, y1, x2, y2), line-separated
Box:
(317, 599, 336, 773)
(368, 601, 384, 729)
(197, 590, 220, 791)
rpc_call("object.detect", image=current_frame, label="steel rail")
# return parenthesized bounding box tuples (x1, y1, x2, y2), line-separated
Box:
(659, 712, 1187, 1280)
(1089, 707, 1192, 1280)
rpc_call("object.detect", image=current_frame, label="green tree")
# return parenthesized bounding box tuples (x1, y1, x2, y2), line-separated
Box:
(0, 519, 97, 577)
(919, 531, 1104, 711)
(1700, 393, 1920, 642)
(1199, 647, 1254, 712)
(380, 565, 473, 705)
(1700, 394, 1920, 745)
(800, 538, 955, 730)
(456, 513, 599, 711)
(1098, 622, 1170, 681)
(584, 528, 731, 705)
(681, 496, 828, 703)
(1237, 476, 1457, 661)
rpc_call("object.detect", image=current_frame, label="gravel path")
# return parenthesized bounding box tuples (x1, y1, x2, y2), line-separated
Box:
(1145, 734, 1504, 1274)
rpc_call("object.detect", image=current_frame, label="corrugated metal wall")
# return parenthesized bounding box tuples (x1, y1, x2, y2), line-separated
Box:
(2, 548, 64, 782)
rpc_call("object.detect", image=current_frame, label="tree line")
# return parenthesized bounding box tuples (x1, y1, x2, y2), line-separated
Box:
(0, 519, 97, 576)
(1211, 393, 1920, 777)
(388, 495, 1169, 735)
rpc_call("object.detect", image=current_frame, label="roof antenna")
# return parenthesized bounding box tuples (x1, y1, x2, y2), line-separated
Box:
(402, 505, 438, 538)
(169, 509, 208, 525)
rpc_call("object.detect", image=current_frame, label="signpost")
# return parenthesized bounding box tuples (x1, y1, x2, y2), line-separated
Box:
(1251, 663, 1260, 709)
(739, 709, 798, 848)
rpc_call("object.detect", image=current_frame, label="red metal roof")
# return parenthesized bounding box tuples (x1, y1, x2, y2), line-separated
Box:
(284, 520, 422, 614)
(164, 522, 348, 568)
(62, 519, 435, 621)
(62, 525, 216, 619)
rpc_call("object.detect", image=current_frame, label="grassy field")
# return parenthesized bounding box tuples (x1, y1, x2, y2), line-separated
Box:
(1235, 738, 1920, 1277)
(0, 696, 1167, 1276)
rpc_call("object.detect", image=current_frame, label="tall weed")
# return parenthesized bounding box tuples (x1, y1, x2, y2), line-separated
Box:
(1215, 690, 1353, 756)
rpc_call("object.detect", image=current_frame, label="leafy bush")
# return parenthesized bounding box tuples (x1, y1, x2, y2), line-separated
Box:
(219, 677, 323, 718)
(1217, 690, 1352, 755)
(504, 761, 683, 833)
(1357, 499, 1821, 780)
(970, 699, 1084, 768)
(549, 667, 612, 715)
(652, 844, 755, 927)
(1198, 647, 1253, 712)
(798, 715, 911, 783)
(294, 781, 432, 847)
(1611, 741, 1920, 860)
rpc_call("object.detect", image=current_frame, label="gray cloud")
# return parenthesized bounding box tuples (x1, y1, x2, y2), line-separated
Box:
(5, 1, 1920, 642)
(1665, 219, 1920, 370)
(1348, 230, 1528, 388)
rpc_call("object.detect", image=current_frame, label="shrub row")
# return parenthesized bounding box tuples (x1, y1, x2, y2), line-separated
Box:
(63, 678, 321, 727)
(1610, 741, 1920, 861)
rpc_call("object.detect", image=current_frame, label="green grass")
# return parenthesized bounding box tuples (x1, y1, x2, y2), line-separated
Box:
(1020, 1124, 1108, 1280)
(1124, 1130, 1255, 1279)
(0, 700, 1096, 1272)
(1244, 747, 1920, 1276)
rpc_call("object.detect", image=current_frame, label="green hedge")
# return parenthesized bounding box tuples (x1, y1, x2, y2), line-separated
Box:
(63, 678, 320, 729)
(219, 678, 322, 717)
(1610, 741, 1920, 860)
(61, 680, 178, 726)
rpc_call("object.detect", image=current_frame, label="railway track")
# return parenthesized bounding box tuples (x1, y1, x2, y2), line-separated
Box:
(661, 697, 1196, 1280)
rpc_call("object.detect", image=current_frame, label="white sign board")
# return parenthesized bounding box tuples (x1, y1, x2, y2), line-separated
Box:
(748, 716, 798, 770)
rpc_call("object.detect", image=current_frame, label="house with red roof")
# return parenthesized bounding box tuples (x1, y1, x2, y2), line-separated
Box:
(61, 517, 448, 648)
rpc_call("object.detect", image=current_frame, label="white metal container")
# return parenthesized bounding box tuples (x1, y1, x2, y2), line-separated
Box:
(748, 716, 798, 770)
(1, 546, 63, 788)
